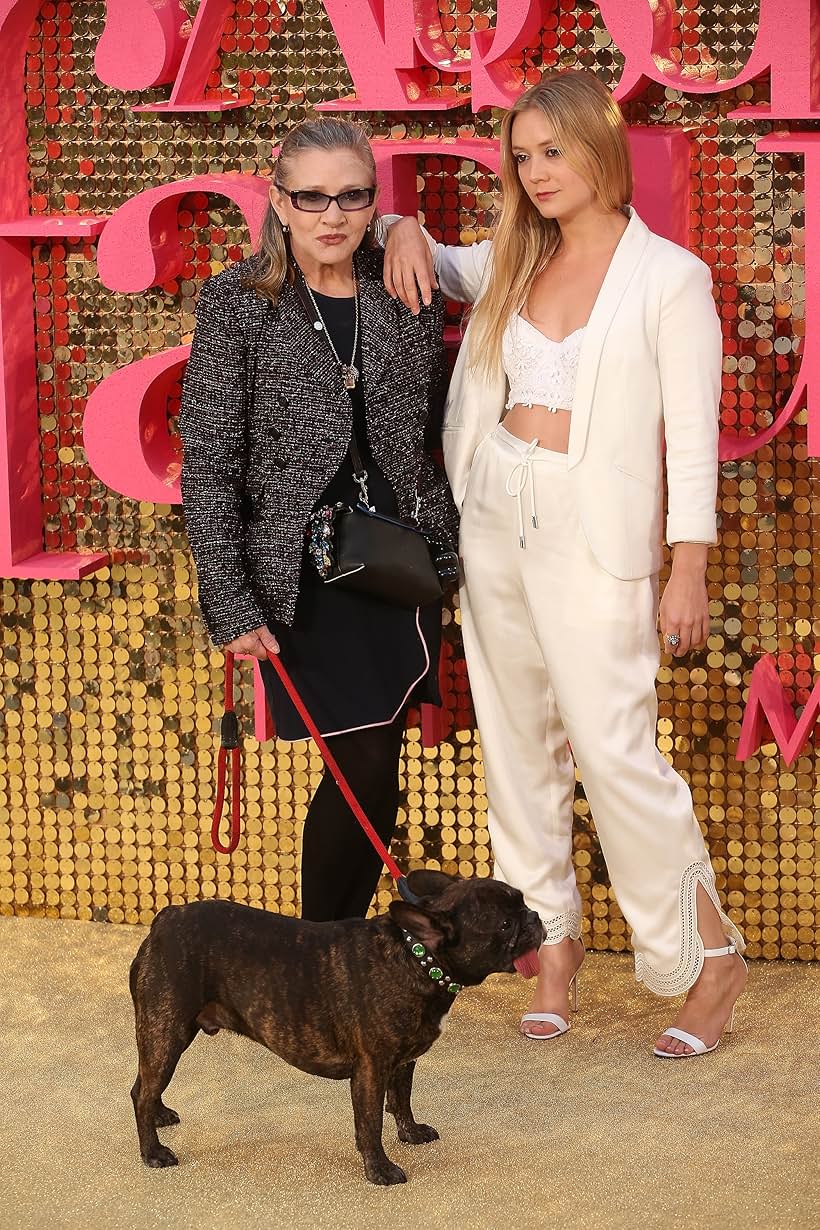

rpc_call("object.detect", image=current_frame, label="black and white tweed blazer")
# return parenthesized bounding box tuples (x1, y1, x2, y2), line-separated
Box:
(180, 248, 459, 646)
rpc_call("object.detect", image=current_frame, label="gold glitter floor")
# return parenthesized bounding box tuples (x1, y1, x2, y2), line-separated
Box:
(1, 917, 817, 1230)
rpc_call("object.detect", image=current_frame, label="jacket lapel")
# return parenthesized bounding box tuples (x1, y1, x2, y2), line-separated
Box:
(567, 207, 650, 468)
(273, 279, 341, 393)
(356, 257, 399, 390)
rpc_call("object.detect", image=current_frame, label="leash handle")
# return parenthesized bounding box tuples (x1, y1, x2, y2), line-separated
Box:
(211, 651, 242, 854)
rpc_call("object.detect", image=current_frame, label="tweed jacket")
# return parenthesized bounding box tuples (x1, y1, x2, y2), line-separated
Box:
(180, 248, 458, 645)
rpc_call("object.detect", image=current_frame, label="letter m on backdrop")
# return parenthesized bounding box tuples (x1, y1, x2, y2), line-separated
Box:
(736, 655, 820, 766)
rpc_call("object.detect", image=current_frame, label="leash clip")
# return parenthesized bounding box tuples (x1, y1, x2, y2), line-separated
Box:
(397, 876, 422, 906)
(220, 710, 239, 750)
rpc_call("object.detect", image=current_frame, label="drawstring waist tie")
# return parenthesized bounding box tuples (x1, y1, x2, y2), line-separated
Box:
(505, 438, 541, 549)
(495, 425, 566, 549)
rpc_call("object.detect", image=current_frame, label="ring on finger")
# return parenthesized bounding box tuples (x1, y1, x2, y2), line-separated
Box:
(665, 632, 681, 648)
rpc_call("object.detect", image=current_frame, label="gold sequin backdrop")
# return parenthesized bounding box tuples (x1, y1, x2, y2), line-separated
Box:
(1, 1, 818, 963)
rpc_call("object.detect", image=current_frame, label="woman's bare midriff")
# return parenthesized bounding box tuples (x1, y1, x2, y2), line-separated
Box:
(502, 403, 571, 452)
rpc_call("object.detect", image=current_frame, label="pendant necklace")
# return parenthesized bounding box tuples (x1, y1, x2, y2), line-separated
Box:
(299, 270, 360, 390)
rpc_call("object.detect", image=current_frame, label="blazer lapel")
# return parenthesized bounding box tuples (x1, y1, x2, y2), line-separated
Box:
(356, 259, 399, 390)
(567, 207, 651, 468)
(274, 279, 341, 393)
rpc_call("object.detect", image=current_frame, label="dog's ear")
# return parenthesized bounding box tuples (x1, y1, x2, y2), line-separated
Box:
(389, 901, 455, 950)
(405, 869, 458, 899)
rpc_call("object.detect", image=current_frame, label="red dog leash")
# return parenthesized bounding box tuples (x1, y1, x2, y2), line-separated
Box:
(212, 650, 419, 902)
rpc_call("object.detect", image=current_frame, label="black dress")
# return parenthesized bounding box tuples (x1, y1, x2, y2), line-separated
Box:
(259, 289, 442, 741)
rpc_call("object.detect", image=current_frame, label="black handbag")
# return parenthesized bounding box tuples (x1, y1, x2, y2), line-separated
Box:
(307, 428, 448, 608)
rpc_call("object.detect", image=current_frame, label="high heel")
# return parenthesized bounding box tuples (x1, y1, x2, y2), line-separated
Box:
(653, 941, 747, 1059)
(520, 943, 584, 1041)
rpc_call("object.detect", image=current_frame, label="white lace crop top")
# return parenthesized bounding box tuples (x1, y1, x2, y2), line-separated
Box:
(502, 313, 585, 413)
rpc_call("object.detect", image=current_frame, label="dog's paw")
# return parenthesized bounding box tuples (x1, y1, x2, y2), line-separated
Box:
(143, 1145, 179, 1168)
(364, 1157, 407, 1185)
(155, 1104, 180, 1128)
(398, 1122, 439, 1146)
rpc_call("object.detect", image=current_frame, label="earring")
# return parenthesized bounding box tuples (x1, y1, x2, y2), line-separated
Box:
(282, 222, 289, 233)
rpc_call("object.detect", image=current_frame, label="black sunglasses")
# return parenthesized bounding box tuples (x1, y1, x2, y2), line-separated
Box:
(275, 185, 377, 213)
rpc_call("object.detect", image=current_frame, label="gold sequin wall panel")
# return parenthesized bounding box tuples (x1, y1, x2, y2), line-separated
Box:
(1, 1, 818, 962)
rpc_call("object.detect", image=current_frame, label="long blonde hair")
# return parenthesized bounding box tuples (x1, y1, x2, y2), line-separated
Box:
(244, 117, 382, 302)
(469, 70, 632, 374)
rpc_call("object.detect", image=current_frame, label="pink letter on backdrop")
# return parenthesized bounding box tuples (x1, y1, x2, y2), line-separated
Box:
(83, 346, 189, 505)
(86, 175, 269, 503)
(96, 174, 269, 293)
(96, 0, 247, 113)
(371, 138, 501, 215)
(0, 0, 108, 578)
(735, 655, 820, 765)
(94, 0, 188, 91)
(372, 126, 690, 244)
(599, 0, 820, 119)
(719, 132, 819, 461)
(318, 0, 465, 110)
(470, 0, 548, 111)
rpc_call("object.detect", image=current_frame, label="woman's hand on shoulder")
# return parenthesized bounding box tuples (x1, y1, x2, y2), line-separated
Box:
(659, 543, 710, 656)
(224, 624, 280, 659)
(384, 217, 438, 316)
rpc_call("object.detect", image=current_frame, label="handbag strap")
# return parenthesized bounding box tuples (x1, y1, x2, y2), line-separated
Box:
(347, 424, 372, 507)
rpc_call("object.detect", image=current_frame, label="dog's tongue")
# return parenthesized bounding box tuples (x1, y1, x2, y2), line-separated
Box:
(513, 949, 540, 979)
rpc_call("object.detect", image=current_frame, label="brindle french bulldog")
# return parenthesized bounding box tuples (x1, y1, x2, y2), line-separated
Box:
(129, 869, 543, 1185)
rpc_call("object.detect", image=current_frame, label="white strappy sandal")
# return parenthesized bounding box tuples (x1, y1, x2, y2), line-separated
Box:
(520, 966, 581, 1041)
(653, 940, 747, 1058)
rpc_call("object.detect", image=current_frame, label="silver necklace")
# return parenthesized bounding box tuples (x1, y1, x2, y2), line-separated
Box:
(300, 272, 360, 390)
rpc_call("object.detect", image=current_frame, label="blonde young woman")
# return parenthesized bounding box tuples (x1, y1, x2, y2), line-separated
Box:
(384, 70, 747, 1057)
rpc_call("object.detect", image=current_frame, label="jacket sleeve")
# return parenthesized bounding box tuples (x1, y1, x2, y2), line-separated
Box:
(179, 278, 266, 645)
(659, 258, 722, 546)
(415, 292, 460, 550)
(382, 214, 493, 304)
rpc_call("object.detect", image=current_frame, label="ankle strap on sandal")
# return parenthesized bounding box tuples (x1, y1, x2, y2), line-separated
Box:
(703, 941, 736, 958)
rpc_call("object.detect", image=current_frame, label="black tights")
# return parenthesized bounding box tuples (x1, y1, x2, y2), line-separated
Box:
(300, 714, 407, 921)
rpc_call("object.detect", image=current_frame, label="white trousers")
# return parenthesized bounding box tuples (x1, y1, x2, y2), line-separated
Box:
(459, 425, 744, 996)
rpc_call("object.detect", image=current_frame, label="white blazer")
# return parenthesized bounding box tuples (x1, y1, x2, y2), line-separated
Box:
(427, 208, 722, 581)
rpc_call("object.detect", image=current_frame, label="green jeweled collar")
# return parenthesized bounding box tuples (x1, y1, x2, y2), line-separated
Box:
(402, 930, 462, 996)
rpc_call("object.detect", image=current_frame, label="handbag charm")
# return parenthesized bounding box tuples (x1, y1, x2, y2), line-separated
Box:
(299, 270, 360, 389)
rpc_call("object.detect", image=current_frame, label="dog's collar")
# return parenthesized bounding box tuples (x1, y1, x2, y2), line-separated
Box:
(402, 931, 462, 996)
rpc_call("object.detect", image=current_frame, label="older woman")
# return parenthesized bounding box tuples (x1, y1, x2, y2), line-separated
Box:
(180, 117, 457, 922)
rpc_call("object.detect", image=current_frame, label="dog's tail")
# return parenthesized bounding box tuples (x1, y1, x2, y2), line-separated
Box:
(149, 904, 176, 931)
(129, 905, 176, 1002)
